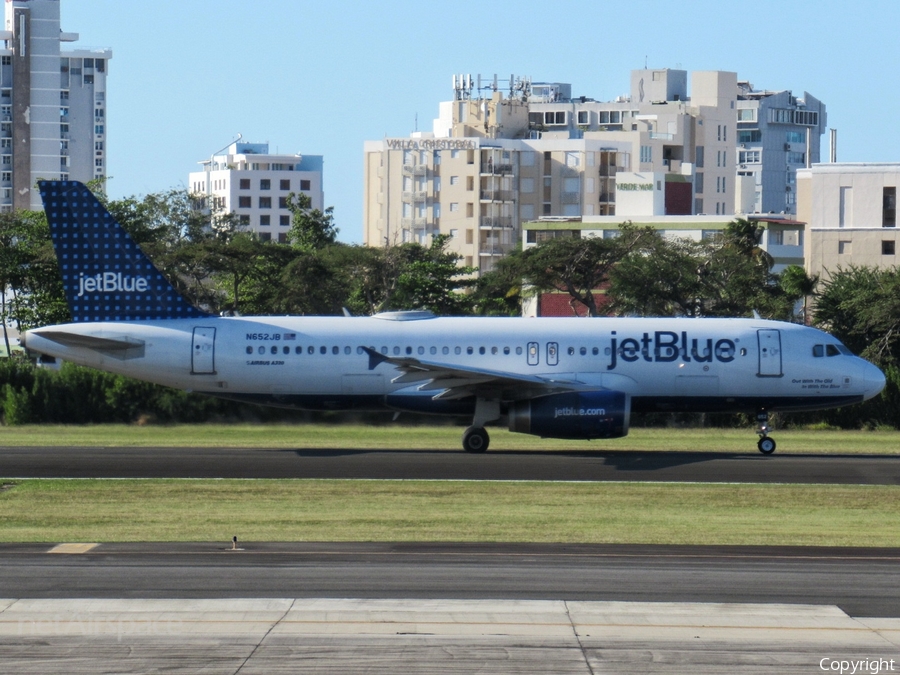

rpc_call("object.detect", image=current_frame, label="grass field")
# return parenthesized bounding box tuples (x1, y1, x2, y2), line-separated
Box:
(0, 423, 898, 454)
(1, 423, 898, 547)
(1, 479, 899, 547)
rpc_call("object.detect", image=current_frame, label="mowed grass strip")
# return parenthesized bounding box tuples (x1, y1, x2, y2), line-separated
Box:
(1, 479, 899, 547)
(0, 424, 898, 454)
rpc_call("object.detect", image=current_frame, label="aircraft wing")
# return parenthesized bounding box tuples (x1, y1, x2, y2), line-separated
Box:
(362, 347, 586, 401)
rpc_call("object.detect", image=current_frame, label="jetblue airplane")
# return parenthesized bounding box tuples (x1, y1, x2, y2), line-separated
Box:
(22, 181, 886, 453)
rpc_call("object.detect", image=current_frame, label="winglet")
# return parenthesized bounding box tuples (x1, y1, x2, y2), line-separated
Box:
(38, 180, 210, 322)
(361, 346, 389, 371)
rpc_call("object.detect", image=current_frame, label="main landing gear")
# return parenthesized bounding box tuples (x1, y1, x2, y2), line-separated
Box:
(462, 398, 500, 453)
(756, 409, 776, 455)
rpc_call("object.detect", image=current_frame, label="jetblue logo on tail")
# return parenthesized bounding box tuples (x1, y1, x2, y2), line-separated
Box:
(77, 273, 150, 297)
(39, 180, 210, 322)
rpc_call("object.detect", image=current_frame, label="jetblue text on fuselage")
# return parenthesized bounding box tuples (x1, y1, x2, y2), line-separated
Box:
(77, 272, 149, 297)
(607, 331, 737, 370)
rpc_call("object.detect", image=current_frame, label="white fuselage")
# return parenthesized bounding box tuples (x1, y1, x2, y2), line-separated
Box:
(24, 314, 885, 416)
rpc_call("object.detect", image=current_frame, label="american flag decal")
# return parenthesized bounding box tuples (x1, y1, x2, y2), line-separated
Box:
(284, 333, 296, 341)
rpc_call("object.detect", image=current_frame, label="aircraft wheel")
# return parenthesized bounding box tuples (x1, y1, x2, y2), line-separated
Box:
(462, 426, 489, 453)
(757, 437, 776, 455)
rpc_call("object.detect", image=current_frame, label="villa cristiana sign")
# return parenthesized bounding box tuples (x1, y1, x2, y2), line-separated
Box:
(385, 139, 477, 150)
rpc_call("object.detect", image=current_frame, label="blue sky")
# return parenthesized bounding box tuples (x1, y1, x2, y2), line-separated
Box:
(63, 0, 900, 243)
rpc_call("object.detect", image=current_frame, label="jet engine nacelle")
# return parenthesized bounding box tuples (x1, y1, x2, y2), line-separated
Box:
(508, 390, 630, 440)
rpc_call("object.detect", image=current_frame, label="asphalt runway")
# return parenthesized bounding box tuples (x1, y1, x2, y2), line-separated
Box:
(2, 445, 900, 483)
(3, 447, 900, 671)
(2, 542, 899, 618)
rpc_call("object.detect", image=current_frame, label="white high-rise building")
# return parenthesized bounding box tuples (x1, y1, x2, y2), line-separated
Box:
(2, 0, 111, 210)
(188, 142, 324, 242)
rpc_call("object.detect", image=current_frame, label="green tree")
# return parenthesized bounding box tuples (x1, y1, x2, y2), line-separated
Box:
(287, 192, 338, 252)
(778, 265, 819, 324)
(513, 224, 655, 317)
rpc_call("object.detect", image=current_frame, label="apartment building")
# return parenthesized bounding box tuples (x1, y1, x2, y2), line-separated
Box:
(736, 83, 826, 215)
(798, 163, 900, 279)
(189, 142, 324, 242)
(1, 0, 111, 210)
(364, 69, 739, 272)
(364, 69, 826, 274)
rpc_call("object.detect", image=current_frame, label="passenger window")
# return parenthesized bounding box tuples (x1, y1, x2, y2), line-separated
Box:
(246, 346, 253, 355)
(491, 346, 498, 355)
(592, 347, 599, 356)
(567, 347, 575, 356)
(393, 346, 400, 355)
(380, 346, 388, 354)
(357, 346, 365, 355)
(503, 347, 510, 355)
(320, 346, 327, 355)
(580, 347, 587, 356)
(405, 346, 413, 355)
(418, 346, 425, 355)
(283, 346, 289, 355)
(331, 346, 338, 355)
(308, 346, 315, 355)
(443, 346, 450, 355)
(467, 346, 474, 355)
(516, 346, 523, 355)
(430, 346, 437, 355)
(344, 346, 351, 355)
(479, 346, 485, 355)
(258, 346, 265, 355)
(812, 345, 824, 357)
(454, 346, 461, 355)
(296, 346, 303, 354)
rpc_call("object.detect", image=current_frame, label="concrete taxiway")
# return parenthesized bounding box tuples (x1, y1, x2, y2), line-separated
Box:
(2, 445, 900, 483)
(4, 597, 899, 674)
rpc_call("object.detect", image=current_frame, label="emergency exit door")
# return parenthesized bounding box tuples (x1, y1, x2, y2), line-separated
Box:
(757, 329, 782, 377)
(191, 327, 216, 374)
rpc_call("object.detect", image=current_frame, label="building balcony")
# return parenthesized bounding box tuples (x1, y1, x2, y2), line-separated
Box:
(479, 245, 514, 257)
(480, 216, 514, 229)
(401, 190, 428, 203)
(479, 190, 516, 203)
(480, 163, 514, 176)
(402, 164, 428, 177)
(401, 217, 430, 228)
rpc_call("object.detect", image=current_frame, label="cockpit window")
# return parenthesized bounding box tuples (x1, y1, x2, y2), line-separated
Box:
(813, 343, 854, 357)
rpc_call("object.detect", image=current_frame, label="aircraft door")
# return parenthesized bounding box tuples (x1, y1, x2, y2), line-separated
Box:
(191, 327, 216, 374)
(757, 329, 782, 377)
(547, 342, 559, 366)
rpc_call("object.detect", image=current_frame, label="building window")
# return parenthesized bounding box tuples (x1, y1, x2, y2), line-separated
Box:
(259, 232, 271, 242)
(238, 196, 251, 208)
(94, 125, 104, 134)
(838, 240, 851, 255)
(280, 179, 290, 190)
(300, 179, 311, 190)
(280, 215, 290, 226)
(260, 179, 271, 190)
(737, 108, 756, 122)
(94, 108, 104, 119)
(259, 197, 272, 208)
(640, 146, 652, 163)
(239, 178, 250, 189)
(883, 187, 896, 227)
(450, 175, 459, 186)
(577, 110, 589, 125)
(239, 215, 250, 226)
(449, 202, 459, 212)
(260, 215, 270, 226)
(737, 130, 762, 143)
(738, 150, 760, 164)
(787, 151, 805, 165)
(278, 196, 288, 208)
(883, 241, 896, 255)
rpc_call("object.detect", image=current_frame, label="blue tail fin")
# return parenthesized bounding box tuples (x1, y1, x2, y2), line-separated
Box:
(39, 180, 210, 322)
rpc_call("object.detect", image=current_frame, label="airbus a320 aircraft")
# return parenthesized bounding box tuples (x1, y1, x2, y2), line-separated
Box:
(22, 181, 885, 453)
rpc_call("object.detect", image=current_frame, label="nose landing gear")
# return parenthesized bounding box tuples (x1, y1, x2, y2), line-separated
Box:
(756, 410, 776, 455)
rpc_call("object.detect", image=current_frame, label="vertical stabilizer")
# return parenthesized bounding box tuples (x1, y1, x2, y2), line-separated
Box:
(38, 180, 209, 322)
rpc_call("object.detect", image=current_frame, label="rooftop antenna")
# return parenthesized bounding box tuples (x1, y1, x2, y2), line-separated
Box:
(644, 55, 648, 69)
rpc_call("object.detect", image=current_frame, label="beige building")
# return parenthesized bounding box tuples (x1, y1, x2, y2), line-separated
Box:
(798, 163, 900, 279)
(363, 69, 739, 274)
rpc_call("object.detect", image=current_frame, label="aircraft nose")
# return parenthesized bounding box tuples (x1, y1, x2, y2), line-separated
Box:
(863, 361, 886, 400)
